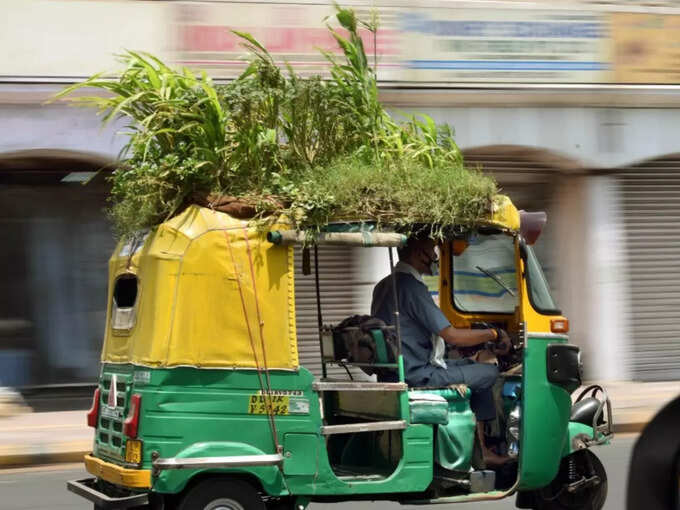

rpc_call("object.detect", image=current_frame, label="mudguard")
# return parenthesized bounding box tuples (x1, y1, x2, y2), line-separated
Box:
(153, 441, 288, 496)
(562, 421, 607, 457)
(562, 385, 614, 458)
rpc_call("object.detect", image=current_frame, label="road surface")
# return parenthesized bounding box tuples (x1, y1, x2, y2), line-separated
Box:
(0, 435, 634, 510)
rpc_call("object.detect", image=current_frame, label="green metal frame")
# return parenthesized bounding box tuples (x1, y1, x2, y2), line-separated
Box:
(518, 333, 572, 490)
(92, 332, 597, 499)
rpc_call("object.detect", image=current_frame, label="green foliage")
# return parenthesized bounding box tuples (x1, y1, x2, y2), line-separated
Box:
(56, 5, 496, 239)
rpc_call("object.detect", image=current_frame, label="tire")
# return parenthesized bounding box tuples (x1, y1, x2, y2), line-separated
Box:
(265, 497, 296, 510)
(177, 478, 265, 510)
(534, 450, 607, 510)
(627, 395, 680, 510)
(94, 505, 149, 510)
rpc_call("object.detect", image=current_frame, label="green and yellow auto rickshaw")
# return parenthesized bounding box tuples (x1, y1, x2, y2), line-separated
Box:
(67, 195, 612, 510)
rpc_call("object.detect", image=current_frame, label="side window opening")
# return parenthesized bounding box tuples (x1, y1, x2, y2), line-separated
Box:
(111, 274, 139, 332)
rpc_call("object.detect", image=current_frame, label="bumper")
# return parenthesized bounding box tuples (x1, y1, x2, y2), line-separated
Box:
(84, 453, 152, 489)
(67, 478, 149, 509)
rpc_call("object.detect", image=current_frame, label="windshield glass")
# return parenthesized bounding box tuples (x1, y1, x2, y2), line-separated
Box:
(525, 244, 559, 313)
(452, 234, 518, 314)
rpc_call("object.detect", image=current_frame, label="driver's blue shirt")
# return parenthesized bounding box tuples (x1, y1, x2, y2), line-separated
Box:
(371, 262, 451, 386)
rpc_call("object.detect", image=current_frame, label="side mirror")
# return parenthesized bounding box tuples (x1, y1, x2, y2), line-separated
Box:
(452, 239, 469, 256)
(519, 211, 547, 245)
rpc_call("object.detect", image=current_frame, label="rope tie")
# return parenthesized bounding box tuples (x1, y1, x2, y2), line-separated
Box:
(224, 230, 280, 455)
(242, 227, 281, 453)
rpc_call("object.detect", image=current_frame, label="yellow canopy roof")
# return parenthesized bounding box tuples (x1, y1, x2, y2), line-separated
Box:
(102, 205, 298, 370)
(487, 194, 521, 232)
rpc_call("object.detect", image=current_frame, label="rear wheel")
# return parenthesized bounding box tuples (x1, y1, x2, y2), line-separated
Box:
(177, 479, 265, 510)
(534, 450, 607, 510)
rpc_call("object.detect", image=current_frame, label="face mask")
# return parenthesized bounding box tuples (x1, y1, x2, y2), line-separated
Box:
(423, 248, 440, 276)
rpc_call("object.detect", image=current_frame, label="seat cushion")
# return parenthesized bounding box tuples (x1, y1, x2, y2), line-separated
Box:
(409, 384, 471, 402)
(408, 392, 449, 425)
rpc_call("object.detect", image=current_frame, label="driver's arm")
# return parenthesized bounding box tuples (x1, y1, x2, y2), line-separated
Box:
(439, 326, 511, 355)
(405, 279, 510, 352)
(438, 326, 496, 348)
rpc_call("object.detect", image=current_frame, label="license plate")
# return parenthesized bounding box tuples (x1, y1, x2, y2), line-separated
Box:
(125, 439, 142, 464)
(248, 395, 289, 415)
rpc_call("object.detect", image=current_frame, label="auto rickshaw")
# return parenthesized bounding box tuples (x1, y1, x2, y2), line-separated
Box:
(67, 195, 613, 509)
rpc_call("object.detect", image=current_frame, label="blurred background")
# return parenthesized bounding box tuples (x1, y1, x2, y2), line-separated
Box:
(0, 0, 678, 396)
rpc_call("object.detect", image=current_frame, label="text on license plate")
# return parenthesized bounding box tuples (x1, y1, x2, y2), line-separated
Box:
(248, 395, 289, 415)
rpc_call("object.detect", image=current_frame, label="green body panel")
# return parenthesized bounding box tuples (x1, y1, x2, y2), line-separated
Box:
(157, 442, 287, 495)
(283, 434, 318, 476)
(95, 363, 436, 497)
(96, 364, 317, 495)
(93, 338, 595, 498)
(518, 335, 572, 490)
(283, 424, 433, 495)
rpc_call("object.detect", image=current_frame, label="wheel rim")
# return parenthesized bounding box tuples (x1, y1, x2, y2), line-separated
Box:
(539, 451, 607, 510)
(204, 498, 246, 510)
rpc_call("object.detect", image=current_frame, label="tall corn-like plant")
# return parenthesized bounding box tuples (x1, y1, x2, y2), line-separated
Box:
(55, 52, 230, 234)
(57, 5, 495, 238)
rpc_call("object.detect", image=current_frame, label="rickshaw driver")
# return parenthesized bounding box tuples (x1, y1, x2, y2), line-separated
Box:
(371, 237, 511, 466)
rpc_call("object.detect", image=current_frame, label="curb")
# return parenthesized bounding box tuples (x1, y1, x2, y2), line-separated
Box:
(0, 450, 88, 469)
(0, 440, 90, 469)
(613, 422, 646, 434)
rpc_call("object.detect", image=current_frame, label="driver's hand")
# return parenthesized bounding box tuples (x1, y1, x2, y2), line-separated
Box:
(493, 330, 512, 355)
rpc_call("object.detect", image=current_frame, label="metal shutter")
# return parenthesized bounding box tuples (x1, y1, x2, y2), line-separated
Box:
(293, 246, 377, 377)
(618, 156, 680, 380)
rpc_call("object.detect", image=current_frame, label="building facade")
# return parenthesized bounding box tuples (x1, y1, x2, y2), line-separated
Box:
(2, 0, 680, 385)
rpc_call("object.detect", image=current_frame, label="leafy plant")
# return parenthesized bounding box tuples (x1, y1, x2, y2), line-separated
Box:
(55, 5, 496, 239)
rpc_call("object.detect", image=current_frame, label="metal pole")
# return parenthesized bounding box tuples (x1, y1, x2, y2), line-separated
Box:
(388, 247, 401, 356)
(314, 245, 327, 379)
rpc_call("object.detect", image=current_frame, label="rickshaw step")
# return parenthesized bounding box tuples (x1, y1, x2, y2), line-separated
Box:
(333, 464, 392, 481)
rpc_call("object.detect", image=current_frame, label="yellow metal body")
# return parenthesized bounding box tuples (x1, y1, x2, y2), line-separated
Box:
(102, 205, 298, 370)
(439, 196, 563, 333)
(84, 454, 152, 488)
(440, 241, 565, 332)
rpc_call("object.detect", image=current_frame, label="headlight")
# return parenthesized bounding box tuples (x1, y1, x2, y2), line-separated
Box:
(506, 403, 521, 458)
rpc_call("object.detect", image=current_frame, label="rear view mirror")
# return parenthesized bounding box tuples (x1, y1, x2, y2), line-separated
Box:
(452, 239, 469, 256)
(519, 211, 547, 245)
